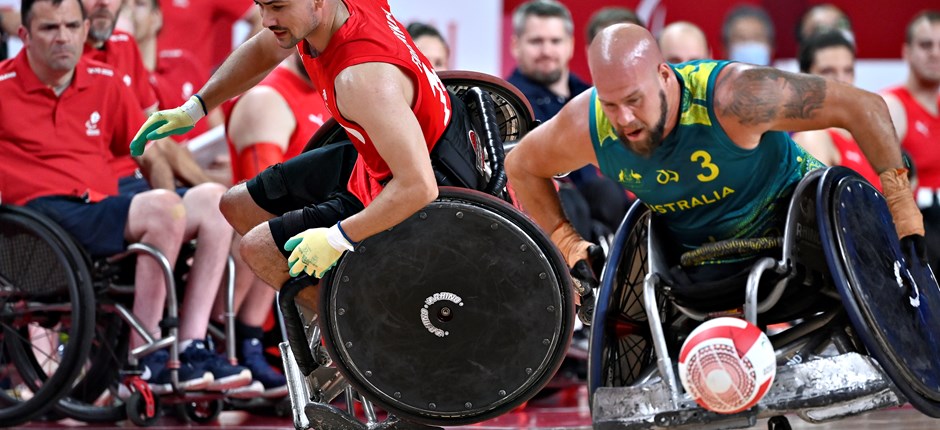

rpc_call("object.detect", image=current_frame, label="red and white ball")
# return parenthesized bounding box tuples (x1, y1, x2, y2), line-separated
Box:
(678, 317, 776, 414)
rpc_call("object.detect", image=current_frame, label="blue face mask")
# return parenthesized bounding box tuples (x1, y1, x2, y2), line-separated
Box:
(729, 42, 771, 66)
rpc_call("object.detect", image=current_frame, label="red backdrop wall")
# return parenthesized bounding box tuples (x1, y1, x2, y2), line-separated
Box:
(501, 0, 939, 84)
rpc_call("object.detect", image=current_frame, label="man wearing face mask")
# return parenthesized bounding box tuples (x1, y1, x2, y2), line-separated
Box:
(722, 5, 775, 66)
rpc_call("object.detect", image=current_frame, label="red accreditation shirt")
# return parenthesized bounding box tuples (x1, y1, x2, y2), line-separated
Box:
(297, 0, 452, 206)
(0, 53, 146, 205)
(82, 30, 158, 112)
(884, 86, 940, 190)
(151, 49, 210, 141)
(827, 129, 880, 192)
(157, 0, 254, 72)
(223, 66, 330, 183)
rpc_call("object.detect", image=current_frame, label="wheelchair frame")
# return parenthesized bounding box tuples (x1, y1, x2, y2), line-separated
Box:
(590, 167, 939, 429)
(0, 203, 241, 426)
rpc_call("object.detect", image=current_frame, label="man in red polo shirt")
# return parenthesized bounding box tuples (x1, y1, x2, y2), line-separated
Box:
(2, 0, 250, 393)
(82, 0, 156, 112)
(130, 0, 480, 310)
(82, 0, 213, 191)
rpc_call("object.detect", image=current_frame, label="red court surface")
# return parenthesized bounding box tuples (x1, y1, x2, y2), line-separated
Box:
(16, 386, 939, 429)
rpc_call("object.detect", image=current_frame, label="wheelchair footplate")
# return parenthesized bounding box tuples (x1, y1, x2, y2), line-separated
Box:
(593, 353, 902, 429)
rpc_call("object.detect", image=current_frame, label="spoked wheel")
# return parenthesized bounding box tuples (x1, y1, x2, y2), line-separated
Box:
(439, 70, 536, 144)
(319, 187, 574, 426)
(0, 206, 95, 426)
(52, 309, 130, 422)
(588, 204, 672, 398)
(302, 71, 536, 153)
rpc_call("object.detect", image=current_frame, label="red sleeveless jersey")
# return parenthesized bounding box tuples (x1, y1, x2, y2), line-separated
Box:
(884, 86, 940, 189)
(296, 0, 451, 205)
(223, 66, 330, 182)
(827, 129, 880, 191)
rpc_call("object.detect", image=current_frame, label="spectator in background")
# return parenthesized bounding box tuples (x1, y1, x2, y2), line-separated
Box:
(585, 6, 643, 45)
(792, 30, 881, 190)
(129, 0, 210, 140)
(508, 0, 587, 123)
(882, 10, 940, 269)
(722, 5, 775, 65)
(216, 52, 329, 398)
(81, 0, 158, 113)
(2, 0, 248, 394)
(157, 0, 259, 74)
(659, 21, 710, 64)
(82, 0, 212, 192)
(797, 3, 853, 46)
(0, 2, 18, 59)
(406, 22, 449, 71)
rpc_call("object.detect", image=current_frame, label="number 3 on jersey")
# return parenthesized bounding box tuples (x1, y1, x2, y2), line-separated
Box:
(691, 150, 719, 182)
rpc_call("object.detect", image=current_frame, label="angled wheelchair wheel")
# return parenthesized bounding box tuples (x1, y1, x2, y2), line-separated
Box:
(438, 70, 536, 144)
(319, 187, 574, 425)
(302, 71, 536, 153)
(0, 205, 95, 426)
(588, 202, 670, 398)
(818, 167, 940, 417)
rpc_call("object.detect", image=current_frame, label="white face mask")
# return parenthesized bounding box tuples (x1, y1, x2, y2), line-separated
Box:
(729, 41, 771, 66)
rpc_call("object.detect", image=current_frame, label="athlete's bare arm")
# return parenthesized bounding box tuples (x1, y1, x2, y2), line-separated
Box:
(881, 93, 909, 142)
(505, 90, 599, 233)
(228, 86, 295, 153)
(197, 30, 293, 110)
(330, 62, 439, 242)
(713, 63, 904, 173)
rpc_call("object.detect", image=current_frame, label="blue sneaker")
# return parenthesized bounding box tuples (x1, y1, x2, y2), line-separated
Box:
(140, 349, 212, 394)
(239, 338, 288, 398)
(181, 340, 252, 391)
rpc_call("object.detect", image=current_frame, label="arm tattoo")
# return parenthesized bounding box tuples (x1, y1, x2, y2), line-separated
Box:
(721, 68, 827, 126)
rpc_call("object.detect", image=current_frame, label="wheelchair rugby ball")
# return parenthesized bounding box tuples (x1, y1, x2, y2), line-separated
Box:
(678, 317, 776, 414)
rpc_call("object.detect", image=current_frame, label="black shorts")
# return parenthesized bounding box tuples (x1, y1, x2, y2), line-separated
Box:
(247, 91, 480, 259)
(247, 141, 364, 259)
(26, 195, 134, 258)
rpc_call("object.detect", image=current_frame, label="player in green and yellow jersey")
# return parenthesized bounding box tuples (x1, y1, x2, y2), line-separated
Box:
(507, 24, 924, 285)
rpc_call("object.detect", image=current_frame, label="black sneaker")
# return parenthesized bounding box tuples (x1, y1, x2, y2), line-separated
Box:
(140, 349, 212, 394)
(181, 340, 251, 391)
(239, 338, 288, 398)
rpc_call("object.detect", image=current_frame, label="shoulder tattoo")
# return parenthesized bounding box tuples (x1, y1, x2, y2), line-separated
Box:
(720, 68, 826, 126)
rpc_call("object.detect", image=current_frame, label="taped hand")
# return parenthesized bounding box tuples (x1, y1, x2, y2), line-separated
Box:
(284, 224, 355, 278)
(130, 95, 205, 156)
(880, 168, 928, 267)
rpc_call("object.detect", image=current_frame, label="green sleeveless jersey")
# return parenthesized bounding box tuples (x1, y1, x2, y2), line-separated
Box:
(589, 60, 822, 254)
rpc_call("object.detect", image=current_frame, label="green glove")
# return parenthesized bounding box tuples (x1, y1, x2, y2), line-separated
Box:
(129, 95, 206, 156)
(284, 224, 355, 278)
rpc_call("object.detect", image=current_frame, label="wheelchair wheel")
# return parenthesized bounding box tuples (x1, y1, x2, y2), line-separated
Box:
(319, 187, 574, 426)
(0, 205, 95, 426)
(302, 71, 536, 153)
(588, 202, 667, 398)
(52, 310, 130, 422)
(588, 202, 653, 395)
(439, 70, 536, 144)
(819, 167, 940, 417)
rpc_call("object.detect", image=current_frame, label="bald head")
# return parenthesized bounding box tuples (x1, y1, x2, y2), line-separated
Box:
(588, 23, 663, 76)
(659, 21, 709, 64)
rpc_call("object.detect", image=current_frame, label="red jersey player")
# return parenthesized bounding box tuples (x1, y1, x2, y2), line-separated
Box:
(129, 0, 479, 309)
